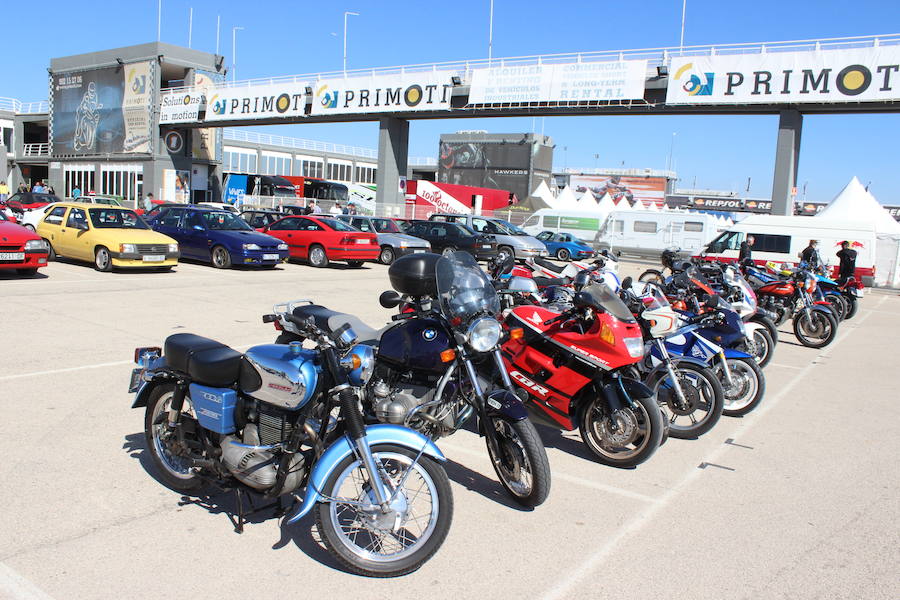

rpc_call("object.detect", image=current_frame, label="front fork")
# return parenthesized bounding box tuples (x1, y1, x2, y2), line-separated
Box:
(655, 340, 688, 406)
(460, 350, 503, 454)
(717, 352, 735, 387)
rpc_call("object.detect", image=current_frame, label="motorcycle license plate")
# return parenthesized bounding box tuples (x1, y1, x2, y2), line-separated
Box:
(0, 252, 24, 261)
(262, 253, 279, 260)
(128, 368, 144, 393)
(412, 249, 425, 253)
(482, 245, 491, 249)
(853, 289, 864, 298)
(142, 255, 165, 262)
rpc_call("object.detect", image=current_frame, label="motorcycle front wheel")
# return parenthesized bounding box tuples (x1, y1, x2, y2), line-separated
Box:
(638, 269, 665, 285)
(717, 358, 766, 417)
(315, 445, 453, 578)
(484, 417, 551, 508)
(793, 309, 838, 349)
(650, 363, 724, 439)
(741, 327, 775, 368)
(579, 392, 664, 468)
(823, 293, 847, 321)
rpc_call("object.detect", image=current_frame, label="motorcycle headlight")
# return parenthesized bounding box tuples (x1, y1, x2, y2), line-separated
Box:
(120, 243, 137, 254)
(24, 239, 47, 251)
(277, 243, 288, 250)
(243, 243, 261, 251)
(342, 344, 375, 386)
(466, 317, 502, 352)
(624, 336, 644, 358)
(168, 243, 178, 253)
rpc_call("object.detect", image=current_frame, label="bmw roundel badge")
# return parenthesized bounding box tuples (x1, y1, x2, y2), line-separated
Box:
(423, 329, 437, 341)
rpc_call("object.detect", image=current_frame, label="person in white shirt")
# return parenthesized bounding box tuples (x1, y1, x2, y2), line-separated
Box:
(328, 201, 343, 216)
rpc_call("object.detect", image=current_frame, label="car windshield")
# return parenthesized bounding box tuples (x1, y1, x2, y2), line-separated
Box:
(200, 211, 253, 231)
(436, 251, 500, 323)
(493, 219, 527, 235)
(371, 218, 400, 233)
(320, 218, 356, 232)
(585, 282, 637, 322)
(88, 209, 149, 229)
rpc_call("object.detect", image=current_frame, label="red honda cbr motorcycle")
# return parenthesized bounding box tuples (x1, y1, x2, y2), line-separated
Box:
(500, 283, 665, 468)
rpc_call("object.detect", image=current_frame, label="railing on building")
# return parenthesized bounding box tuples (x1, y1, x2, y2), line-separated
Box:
(23, 143, 50, 157)
(0, 97, 49, 114)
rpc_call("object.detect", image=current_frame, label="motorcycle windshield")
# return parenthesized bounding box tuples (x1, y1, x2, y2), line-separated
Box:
(625, 281, 670, 313)
(436, 251, 500, 323)
(585, 282, 637, 323)
(724, 267, 757, 312)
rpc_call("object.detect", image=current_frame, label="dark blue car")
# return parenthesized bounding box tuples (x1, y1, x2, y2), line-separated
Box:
(536, 230, 595, 261)
(149, 205, 289, 268)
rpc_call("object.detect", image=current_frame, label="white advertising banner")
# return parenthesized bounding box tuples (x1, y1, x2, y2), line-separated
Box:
(311, 72, 454, 115)
(412, 180, 470, 214)
(159, 91, 204, 124)
(205, 82, 307, 121)
(468, 60, 648, 104)
(667, 46, 900, 104)
(122, 60, 153, 153)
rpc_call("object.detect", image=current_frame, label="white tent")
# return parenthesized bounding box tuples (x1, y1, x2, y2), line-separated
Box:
(596, 193, 617, 215)
(531, 180, 555, 207)
(645, 201, 659, 213)
(576, 190, 598, 211)
(817, 176, 900, 286)
(631, 200, 647, 212)
(555, 186, 581, 211)
(615, 198, 633, 212)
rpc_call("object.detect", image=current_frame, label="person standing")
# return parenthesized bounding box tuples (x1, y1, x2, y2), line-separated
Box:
(45, 184, 55, 195)
(0, 181, 8, 203)
(836, 241, 858, 284)
(799, 239, 821, 269)
(32, 180, 45, 193)
(329, 201, 342, 216)
(143, 193, 154, 213)
(739, 235, 755, 262)
(17, 182, 28, 194)
(71, 185, 82, 199)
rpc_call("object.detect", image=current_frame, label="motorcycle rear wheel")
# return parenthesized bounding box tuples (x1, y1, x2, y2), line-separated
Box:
(843, 295, 859, 320)
(824, 293, 847, 321)
(315, 445, 452, 578)
(484, 417, 551, 507)
(579, 392, 663, 468)
(144, 383, 205, 492)
(638, 269, 665, 285)
(793, 310, 838, 349)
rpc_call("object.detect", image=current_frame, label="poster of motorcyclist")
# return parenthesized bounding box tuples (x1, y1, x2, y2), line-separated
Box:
(437, 140, 548, 205)
(51, 61, 154, 155)
(569, 174, 667, 207)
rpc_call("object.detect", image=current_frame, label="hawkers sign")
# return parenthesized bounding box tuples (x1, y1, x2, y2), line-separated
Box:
(667, 46, 900, 105)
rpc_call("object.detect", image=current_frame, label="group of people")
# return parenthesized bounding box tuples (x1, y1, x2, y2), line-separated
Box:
(296, 200, 357, 216)
(739, 235, 858, 284)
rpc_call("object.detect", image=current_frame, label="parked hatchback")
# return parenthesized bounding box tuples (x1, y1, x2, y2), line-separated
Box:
(150, 205, 288, 268)
(428, 213, 547, 263)
(403, 220, 497, 261)
(259, 215, 378, 268)
(335, 215, 431, 264)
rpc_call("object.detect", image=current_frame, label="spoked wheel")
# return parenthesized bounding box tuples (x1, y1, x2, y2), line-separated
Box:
(379, 246, 395, 265)
(843, 295, 859, 320)
(824, 293, 847, 321)
(556, 248, 570, 261)
(792, 309, 838, 349)
(143, 383, 204, 492)
(441, 246, 457, 258)
(650, 363, 724, 439)
(579, 392, 663, 468)
(315, 445, 452, 578)
(484, 417, 551, 508)
(716, 358, 766, 417)
(638, 269, 665, 285)
(308, 245, 329, 268)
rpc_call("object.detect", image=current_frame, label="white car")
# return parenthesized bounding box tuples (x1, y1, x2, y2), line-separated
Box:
(197, 202, 239, 214)
(19, 203, 64, 231)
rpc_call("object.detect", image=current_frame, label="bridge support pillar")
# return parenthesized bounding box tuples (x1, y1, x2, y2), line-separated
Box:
(771, 110, 802, 216)
(375, 117, 409, 216)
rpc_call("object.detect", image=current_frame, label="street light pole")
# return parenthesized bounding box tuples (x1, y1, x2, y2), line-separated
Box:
(679, 0, 687, 55)
(232, 26, 244, 83)
(343, 11, 359, 76)
(488, 0, 494, 63)
(667, 132, 677, 172)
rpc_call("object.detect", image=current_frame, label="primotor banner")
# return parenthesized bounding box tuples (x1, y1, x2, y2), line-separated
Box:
(469, 60, 647, 104)
(312, 72, 454, 115)
(667, 46, 900, 104)
(569, 174, 667, 207)
(190, 72, 218, 160)
(52, 60, 154, 155)
(205, 83, 307, 121)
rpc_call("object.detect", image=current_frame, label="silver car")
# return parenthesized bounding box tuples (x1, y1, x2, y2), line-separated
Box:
(428, 214, 548, 263)
(337, 215, 431, 264)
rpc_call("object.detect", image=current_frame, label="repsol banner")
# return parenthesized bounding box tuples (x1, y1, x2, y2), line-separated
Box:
(205, 82, 307, 121)
(159, 91, 204, 124)
(312, 72, 454, 115)
(667, 46, 900, 104)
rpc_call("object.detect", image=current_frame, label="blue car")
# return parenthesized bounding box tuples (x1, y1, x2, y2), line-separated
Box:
(536, 230, 595, 261)
(149, 205, 289, 268)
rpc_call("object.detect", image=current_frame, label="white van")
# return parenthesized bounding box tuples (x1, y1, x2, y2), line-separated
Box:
(598, 211, 724, 255)
(698, 215, 877, 281)
(521, 209, 606, 241)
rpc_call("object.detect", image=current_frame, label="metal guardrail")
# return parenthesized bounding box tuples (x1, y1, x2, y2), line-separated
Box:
(162, 33, 900, 94)
(0, 97, 49, 114)
(23, 143, 50, 156)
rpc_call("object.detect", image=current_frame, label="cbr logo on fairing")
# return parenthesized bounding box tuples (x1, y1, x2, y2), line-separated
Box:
(510, 371, 550, 397)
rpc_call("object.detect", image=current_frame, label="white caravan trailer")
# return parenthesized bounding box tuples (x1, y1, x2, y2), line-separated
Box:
(698, 215, 877, 281)
(597, 211, 724, 254)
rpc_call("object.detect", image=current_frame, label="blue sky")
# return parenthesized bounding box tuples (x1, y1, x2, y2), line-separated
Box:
(3, 0, 899, 202)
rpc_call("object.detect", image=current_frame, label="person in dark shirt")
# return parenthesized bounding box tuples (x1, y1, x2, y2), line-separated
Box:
(800, 239, 821, 269)
(836, 241, 857, 284)
(739, 235, 755, 262)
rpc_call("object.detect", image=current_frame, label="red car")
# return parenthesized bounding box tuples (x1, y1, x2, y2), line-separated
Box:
(0, 211, 50, 276)
(258, 215, 378, 267)
(5, 192, 60, 213)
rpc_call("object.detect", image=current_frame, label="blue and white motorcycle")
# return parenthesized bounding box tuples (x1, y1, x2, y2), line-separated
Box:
(128, 312, 453, 577)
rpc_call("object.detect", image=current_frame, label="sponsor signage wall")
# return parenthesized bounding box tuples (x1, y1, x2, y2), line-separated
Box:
(190, 72, 220, 161)
(667, 46, 900, 105)
(159, 91, 203, 123)
(312, 72, 454, 115)
(52, 61, 154, 155)
(469, 60, 648, 104)
(206, 83, 307, 121)
(437, 141, 532, 203)
(569, 174, 667, 207)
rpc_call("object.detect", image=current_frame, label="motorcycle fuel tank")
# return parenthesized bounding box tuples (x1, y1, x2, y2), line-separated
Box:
(242, 344, 321, 410)
(377, 318, 453, 374)
(757, 281, 794, 296)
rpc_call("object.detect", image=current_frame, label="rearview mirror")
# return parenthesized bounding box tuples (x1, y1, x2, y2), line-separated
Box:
(379, 290, 402, 309)
(192, 225, 204, 231)
(705, 294, 720, 309)
(621, 276, 633, 290)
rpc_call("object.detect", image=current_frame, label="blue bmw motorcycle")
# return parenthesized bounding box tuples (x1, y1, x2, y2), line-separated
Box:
(128, 314, 453, 577)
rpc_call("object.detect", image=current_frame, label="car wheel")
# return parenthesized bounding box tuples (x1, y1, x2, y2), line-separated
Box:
(211, 246, 232, 269)
(44, 240, 56, 261)
(556, 248, 570, 261)
(379, 246, 396, 265)
(441, 246, 457, 258)
(94, 246, 112, 272)
(308, 244, 329, 267)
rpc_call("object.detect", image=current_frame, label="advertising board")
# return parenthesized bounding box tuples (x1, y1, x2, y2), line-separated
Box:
(311, 72, 454, 115)
(205, 83, 307, 121)
(569, 174, 667, 207)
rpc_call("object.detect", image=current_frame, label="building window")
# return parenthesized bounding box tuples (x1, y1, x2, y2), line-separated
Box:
(355, 165, 376, 184)
(99, 164, 143, 205)
(64, 164, 96, 197)
(633, 221, 657, 234)
(297, 159, 323, 178)
(328, 162, 351, 182)
(261, 154, 291, 176)
(748, 233, 791, 254)
(223, 147, 258, 174)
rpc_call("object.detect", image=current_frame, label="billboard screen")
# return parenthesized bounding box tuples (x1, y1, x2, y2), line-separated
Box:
(51, 61, 153, 155)
(437, 141, 535, 202)
(569, 174, 667, 207)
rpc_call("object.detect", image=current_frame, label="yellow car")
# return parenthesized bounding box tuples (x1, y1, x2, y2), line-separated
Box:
(36, 203, 179, 271)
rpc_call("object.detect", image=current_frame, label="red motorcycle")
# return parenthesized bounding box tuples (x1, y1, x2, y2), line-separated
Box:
(752, 269, 838, 348)
(500, 283, 665, 468)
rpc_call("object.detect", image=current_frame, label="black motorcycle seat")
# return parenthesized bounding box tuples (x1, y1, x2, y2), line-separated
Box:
(291, 305, 382, 345)
(534, 256, 566, 273)
(164, 333, 242, 387)
(533, 276, 571, 287)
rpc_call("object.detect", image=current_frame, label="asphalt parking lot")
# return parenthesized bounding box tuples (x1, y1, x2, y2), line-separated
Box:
(1, 258, 898, 600)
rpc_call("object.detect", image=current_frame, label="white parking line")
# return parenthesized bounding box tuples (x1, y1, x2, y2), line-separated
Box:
(0, 562, 55, 600)
(768, 362, 804, 370)
(540, 297, 884, 600)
